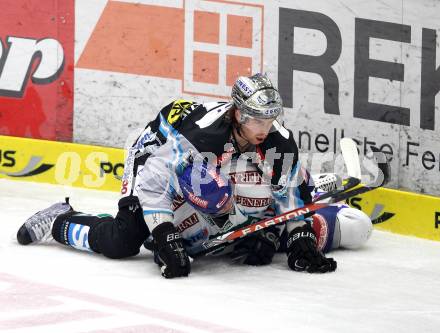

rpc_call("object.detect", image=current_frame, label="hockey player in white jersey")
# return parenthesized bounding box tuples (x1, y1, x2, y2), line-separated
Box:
(165, 159, 372, 265)
(16, 73, 369, 278)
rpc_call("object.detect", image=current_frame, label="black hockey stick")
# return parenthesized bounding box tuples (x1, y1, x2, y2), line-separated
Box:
(197, 179, 359, 256)
(197, 148, 389, 257)
(197, 182, 379, 257)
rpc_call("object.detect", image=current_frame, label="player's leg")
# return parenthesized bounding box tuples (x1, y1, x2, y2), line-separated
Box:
(311, 205, 372, 252)
(87, 196, 150, 258)
(336, 206, 372, 249)
(17, 196, 150, 259)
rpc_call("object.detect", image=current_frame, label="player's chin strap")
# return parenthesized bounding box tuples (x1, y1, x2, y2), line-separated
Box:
(195, 148, 390, 258)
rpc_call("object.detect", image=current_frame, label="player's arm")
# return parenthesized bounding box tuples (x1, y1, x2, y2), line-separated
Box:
(124, 102, 197, 278)
(281, 165, 337, 273)
(134, 152, 191, 279)
(261, 128, 337, 273)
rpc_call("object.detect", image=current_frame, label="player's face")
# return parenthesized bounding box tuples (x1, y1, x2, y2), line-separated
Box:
(236, 110, 274, 145)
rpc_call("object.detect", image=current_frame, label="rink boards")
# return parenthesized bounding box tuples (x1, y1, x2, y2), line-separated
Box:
(0, 135, 124, 192)
(347, 188, 440, 242)
(1, 135, 439, 242)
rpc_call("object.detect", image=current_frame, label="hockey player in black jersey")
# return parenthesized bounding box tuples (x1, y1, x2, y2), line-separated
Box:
(16, 73, 368, 277)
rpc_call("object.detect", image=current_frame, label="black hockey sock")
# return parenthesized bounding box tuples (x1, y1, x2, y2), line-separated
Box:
(52, 213, 112, 253)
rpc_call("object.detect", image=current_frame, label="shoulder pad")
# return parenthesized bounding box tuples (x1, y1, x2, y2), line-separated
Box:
(165, 100, 198, 125)
(195, 102, 233, 128)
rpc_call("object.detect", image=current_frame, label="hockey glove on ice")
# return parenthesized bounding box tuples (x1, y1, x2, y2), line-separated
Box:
(286, 224, 337, 273)
(230, 228, 280, 266)
(152, 222, 191, 278)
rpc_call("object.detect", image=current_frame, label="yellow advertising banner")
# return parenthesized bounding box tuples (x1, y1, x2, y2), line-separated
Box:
(2, 135, 440, 242)
(0, 135, 125, 192)
(347, 188, 440, 242)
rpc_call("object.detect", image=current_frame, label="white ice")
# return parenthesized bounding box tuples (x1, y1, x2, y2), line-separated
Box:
(1, 179, 440, 333)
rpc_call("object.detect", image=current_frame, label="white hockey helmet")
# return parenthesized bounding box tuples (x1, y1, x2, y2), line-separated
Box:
(231, 73, 284, 123)
(338, 207, 373, 249)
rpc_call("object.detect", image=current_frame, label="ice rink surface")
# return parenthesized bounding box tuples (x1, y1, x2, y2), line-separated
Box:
(1, 179, 440, 333)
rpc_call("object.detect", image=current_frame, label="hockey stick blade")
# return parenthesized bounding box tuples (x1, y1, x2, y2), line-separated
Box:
(369, 146, 390, 187)
(340, 138, 362, 179)
(312, 138, 362, 203)
(331, 147, 391, 202)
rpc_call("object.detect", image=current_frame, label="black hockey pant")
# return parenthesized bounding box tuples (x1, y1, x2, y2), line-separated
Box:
(52, 196, 150, 259)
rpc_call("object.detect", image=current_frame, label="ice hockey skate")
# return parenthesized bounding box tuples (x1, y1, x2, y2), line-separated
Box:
(17, 198, 74, 245)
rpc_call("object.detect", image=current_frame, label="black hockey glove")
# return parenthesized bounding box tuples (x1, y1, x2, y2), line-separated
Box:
(286, 224, 337, 273)
(152, 222, 191, 278)
(230, 228, 280, 266)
